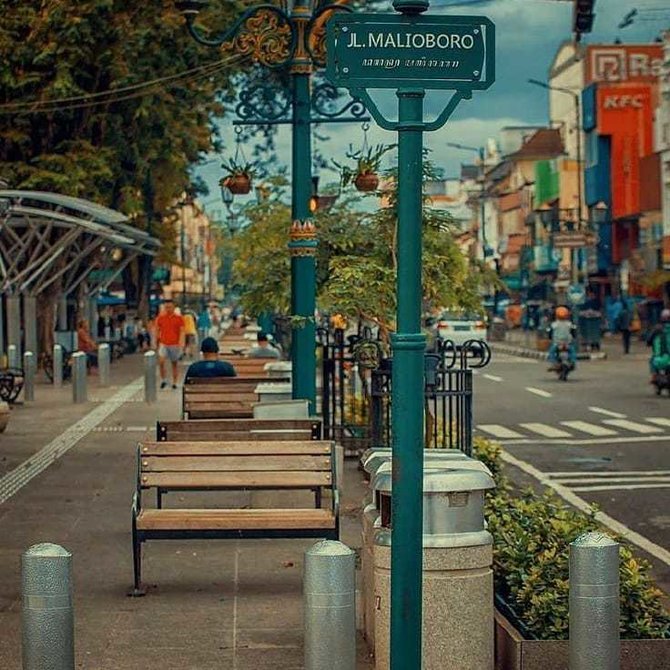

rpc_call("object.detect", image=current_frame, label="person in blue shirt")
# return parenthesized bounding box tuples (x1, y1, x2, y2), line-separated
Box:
(185, 337, 236, 380)
(197, 307, 212, 342)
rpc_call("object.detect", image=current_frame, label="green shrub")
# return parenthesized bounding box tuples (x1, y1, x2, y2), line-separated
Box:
(473, 437, 670, 640)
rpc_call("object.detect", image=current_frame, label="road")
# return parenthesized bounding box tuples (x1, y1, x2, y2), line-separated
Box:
(472, 339, 670, 593)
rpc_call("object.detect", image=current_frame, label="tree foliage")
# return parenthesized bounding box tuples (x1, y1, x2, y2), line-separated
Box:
(0, 0, 246, 312)
(230, 163, 498, 332)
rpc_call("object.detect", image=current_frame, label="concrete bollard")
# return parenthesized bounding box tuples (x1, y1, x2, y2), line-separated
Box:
(304, 540, 356, 670)
(52, 345, 63, 388)
(144, 351, 157, 403)
(22, 543, 74, 670)
(23, 352, 35, 401)
(98, 343, 110, 387)
(569, 532, 620, 670)
(8, 344, 19, 369)
(72, 352, 87, 404)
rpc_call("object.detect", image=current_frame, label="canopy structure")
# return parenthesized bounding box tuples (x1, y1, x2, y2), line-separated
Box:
(0, 190, 160, 356)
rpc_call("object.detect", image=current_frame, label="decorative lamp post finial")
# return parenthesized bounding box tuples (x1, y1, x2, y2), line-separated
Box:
(393, 0, 430, 14)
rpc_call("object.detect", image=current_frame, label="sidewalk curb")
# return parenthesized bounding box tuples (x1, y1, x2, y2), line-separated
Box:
(490, 343, 608, 362)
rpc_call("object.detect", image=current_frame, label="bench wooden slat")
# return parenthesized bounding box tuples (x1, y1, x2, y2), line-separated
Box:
(140, 441, 331, 456)
(137, 508, 336, 531)
(184, 393, 259, 403)
(185, 377, 280, 386)
(160, 419, 319, 430)
(141, 471, 331, 488)
(142, 455, 331, 472)
(161, 431, 316, 442)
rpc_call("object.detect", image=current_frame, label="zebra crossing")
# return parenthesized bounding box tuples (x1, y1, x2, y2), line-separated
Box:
(546, 470, 670, 493)
(476, 416, 670, 442)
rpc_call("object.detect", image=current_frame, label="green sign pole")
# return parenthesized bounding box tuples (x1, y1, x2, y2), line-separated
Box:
(391, 85, 427, 669)
(325, 1, 495, 666)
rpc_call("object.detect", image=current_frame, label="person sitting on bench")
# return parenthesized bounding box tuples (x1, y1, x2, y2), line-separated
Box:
(185, 337, 236, 380)
(247, 331, 281, 359)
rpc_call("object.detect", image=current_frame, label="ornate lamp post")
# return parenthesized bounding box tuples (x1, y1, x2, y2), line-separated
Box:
(176, 0, 360, 411)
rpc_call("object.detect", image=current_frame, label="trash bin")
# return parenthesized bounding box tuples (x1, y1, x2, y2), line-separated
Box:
(360, 449, 479, 648)
(373, 468, 496, 670)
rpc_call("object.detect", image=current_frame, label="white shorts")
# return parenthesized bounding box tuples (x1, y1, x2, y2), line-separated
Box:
(158, 345, 182, 362)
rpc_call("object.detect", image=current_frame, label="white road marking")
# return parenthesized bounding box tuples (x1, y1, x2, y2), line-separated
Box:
(483, 374, 503, 382)
(603, 419, 664, 434)
(560, 420, 617, 436)
(126, 425, 150, 432)
(572, 483, 670, 492)
(500, 450, 670, 566)
(0, 378, 143, 505)
(525, 387, 553, 398)
(554, 476, 670, 485)
(477, 424, 524, 439)
(519, 423, 573, 438)
(588, 406, 627, 419)
(646, 417, 670, 428)
(547, 470, 670, 478)
(491, 435, 670, 447)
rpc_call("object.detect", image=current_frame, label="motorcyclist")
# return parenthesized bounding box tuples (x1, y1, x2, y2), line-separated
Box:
(650, 308, 670, 382)
(547, 306, 577, 370)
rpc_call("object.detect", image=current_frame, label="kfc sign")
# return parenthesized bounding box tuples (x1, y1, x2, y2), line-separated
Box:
(602, 95, 644, 109)
(587, 45, 663, 84)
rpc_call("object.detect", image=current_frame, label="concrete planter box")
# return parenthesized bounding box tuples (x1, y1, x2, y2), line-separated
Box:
(254, 382, 293, 403)
(0, 401, 9, 433)
(495, 607, 670, 670)
(253, 399, 310, 419)
(264, 361, 292, 380)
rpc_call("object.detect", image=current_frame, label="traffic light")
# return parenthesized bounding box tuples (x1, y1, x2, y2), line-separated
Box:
(573, 0, 595, 40)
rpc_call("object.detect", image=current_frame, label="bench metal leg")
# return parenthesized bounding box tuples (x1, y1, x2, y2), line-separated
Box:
(130, 521, 146, 597)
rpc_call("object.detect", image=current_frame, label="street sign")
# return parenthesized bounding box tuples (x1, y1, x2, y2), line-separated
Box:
(326, 14, 494, 90)
(553, 231, 597, 249)
(567, 283, 586, 305)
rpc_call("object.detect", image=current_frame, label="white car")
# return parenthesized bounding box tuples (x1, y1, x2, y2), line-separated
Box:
(435, 311, 488, 349)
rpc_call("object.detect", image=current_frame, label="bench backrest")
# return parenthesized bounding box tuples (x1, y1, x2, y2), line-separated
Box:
(219, 357, 273, 374)
(182, 380, 259, 419)
(138, 440, 334, 491)
(157, 418, 322, 442)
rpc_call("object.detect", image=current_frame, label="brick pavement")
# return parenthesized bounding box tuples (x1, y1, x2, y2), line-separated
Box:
(0, 354, 372, 669)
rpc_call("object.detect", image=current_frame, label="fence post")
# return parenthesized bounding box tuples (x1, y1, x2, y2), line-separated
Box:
(53, 345, 63, 388)
(304, 540, 356, 670)
(144, 351, 157, 404)
(22, 543, 74, 670)
(23, 351, 35, 401)
(98, 343, 110, 387)
(72, 352, 87, 404)
(569, 531, 620, 670)
(8, 343, 19, 369)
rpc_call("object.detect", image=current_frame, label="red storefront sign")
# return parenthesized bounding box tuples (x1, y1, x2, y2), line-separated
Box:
(596, 84, 653, 221)
(586, 45, 663, 85)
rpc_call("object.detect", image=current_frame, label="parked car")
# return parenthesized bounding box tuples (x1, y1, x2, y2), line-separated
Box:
(435, 311, 488, 348)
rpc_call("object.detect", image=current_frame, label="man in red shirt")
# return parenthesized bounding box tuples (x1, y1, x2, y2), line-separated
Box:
(155, 300, 185, 389)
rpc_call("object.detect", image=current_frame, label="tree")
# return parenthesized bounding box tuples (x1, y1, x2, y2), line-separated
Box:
(229, 163, 498, 336)
(0, 0, 246, 317)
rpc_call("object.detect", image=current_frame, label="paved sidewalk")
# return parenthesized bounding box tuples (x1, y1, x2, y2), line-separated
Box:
(0, 354, 372, 669)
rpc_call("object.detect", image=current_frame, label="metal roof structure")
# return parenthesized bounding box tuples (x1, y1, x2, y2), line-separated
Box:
(0, 190, 160, 297)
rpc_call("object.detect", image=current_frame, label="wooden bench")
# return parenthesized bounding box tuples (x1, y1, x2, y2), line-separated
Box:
(182, 379, 261, 419)
(157, 418, 322, 442)
(218, 356, 275, 377)
(131, 439, 341, 593)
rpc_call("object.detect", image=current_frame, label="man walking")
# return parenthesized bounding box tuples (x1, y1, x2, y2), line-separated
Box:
(616, 301, 632, 355)
(156, 299, 185, 389)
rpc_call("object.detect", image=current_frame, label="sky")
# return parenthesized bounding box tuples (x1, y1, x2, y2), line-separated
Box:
(194, 0, 667, 213)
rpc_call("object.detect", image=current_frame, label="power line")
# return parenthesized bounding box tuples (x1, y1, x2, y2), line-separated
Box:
(0, 54, 241, 113)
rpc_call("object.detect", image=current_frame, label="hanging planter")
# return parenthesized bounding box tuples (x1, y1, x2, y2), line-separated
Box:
(221, 129, 255, 195)
(334, 124, 395, 193)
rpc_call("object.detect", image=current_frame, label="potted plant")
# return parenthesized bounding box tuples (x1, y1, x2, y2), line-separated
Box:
(334, 143, 395, 193)
(220, 158, 255, 195)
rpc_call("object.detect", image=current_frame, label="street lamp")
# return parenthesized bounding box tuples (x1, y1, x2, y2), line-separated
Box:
(446, 141, 490, 257)
(176, 0, 353, 411)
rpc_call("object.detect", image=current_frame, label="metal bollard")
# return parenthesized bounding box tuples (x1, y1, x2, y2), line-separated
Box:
(8, 343, 19, 368)
(144, 351, 157, 403)
(23, 351, 35, 401)
(98, 343, 110, 387)
(72, 352, 87, 404)
(304, 540, 356, 670)
(22, 543, 74, 670)
(569, 531, 620, 670)
(53, 345, 63, 388)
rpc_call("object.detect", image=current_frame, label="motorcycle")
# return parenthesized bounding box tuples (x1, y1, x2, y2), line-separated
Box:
(652, 367, 670, 396)
(555, 342, 574, 382)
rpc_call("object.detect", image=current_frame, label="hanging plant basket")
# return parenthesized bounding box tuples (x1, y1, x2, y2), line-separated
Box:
(354, 172, 379, 192)
(223, 173, 252, 195)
